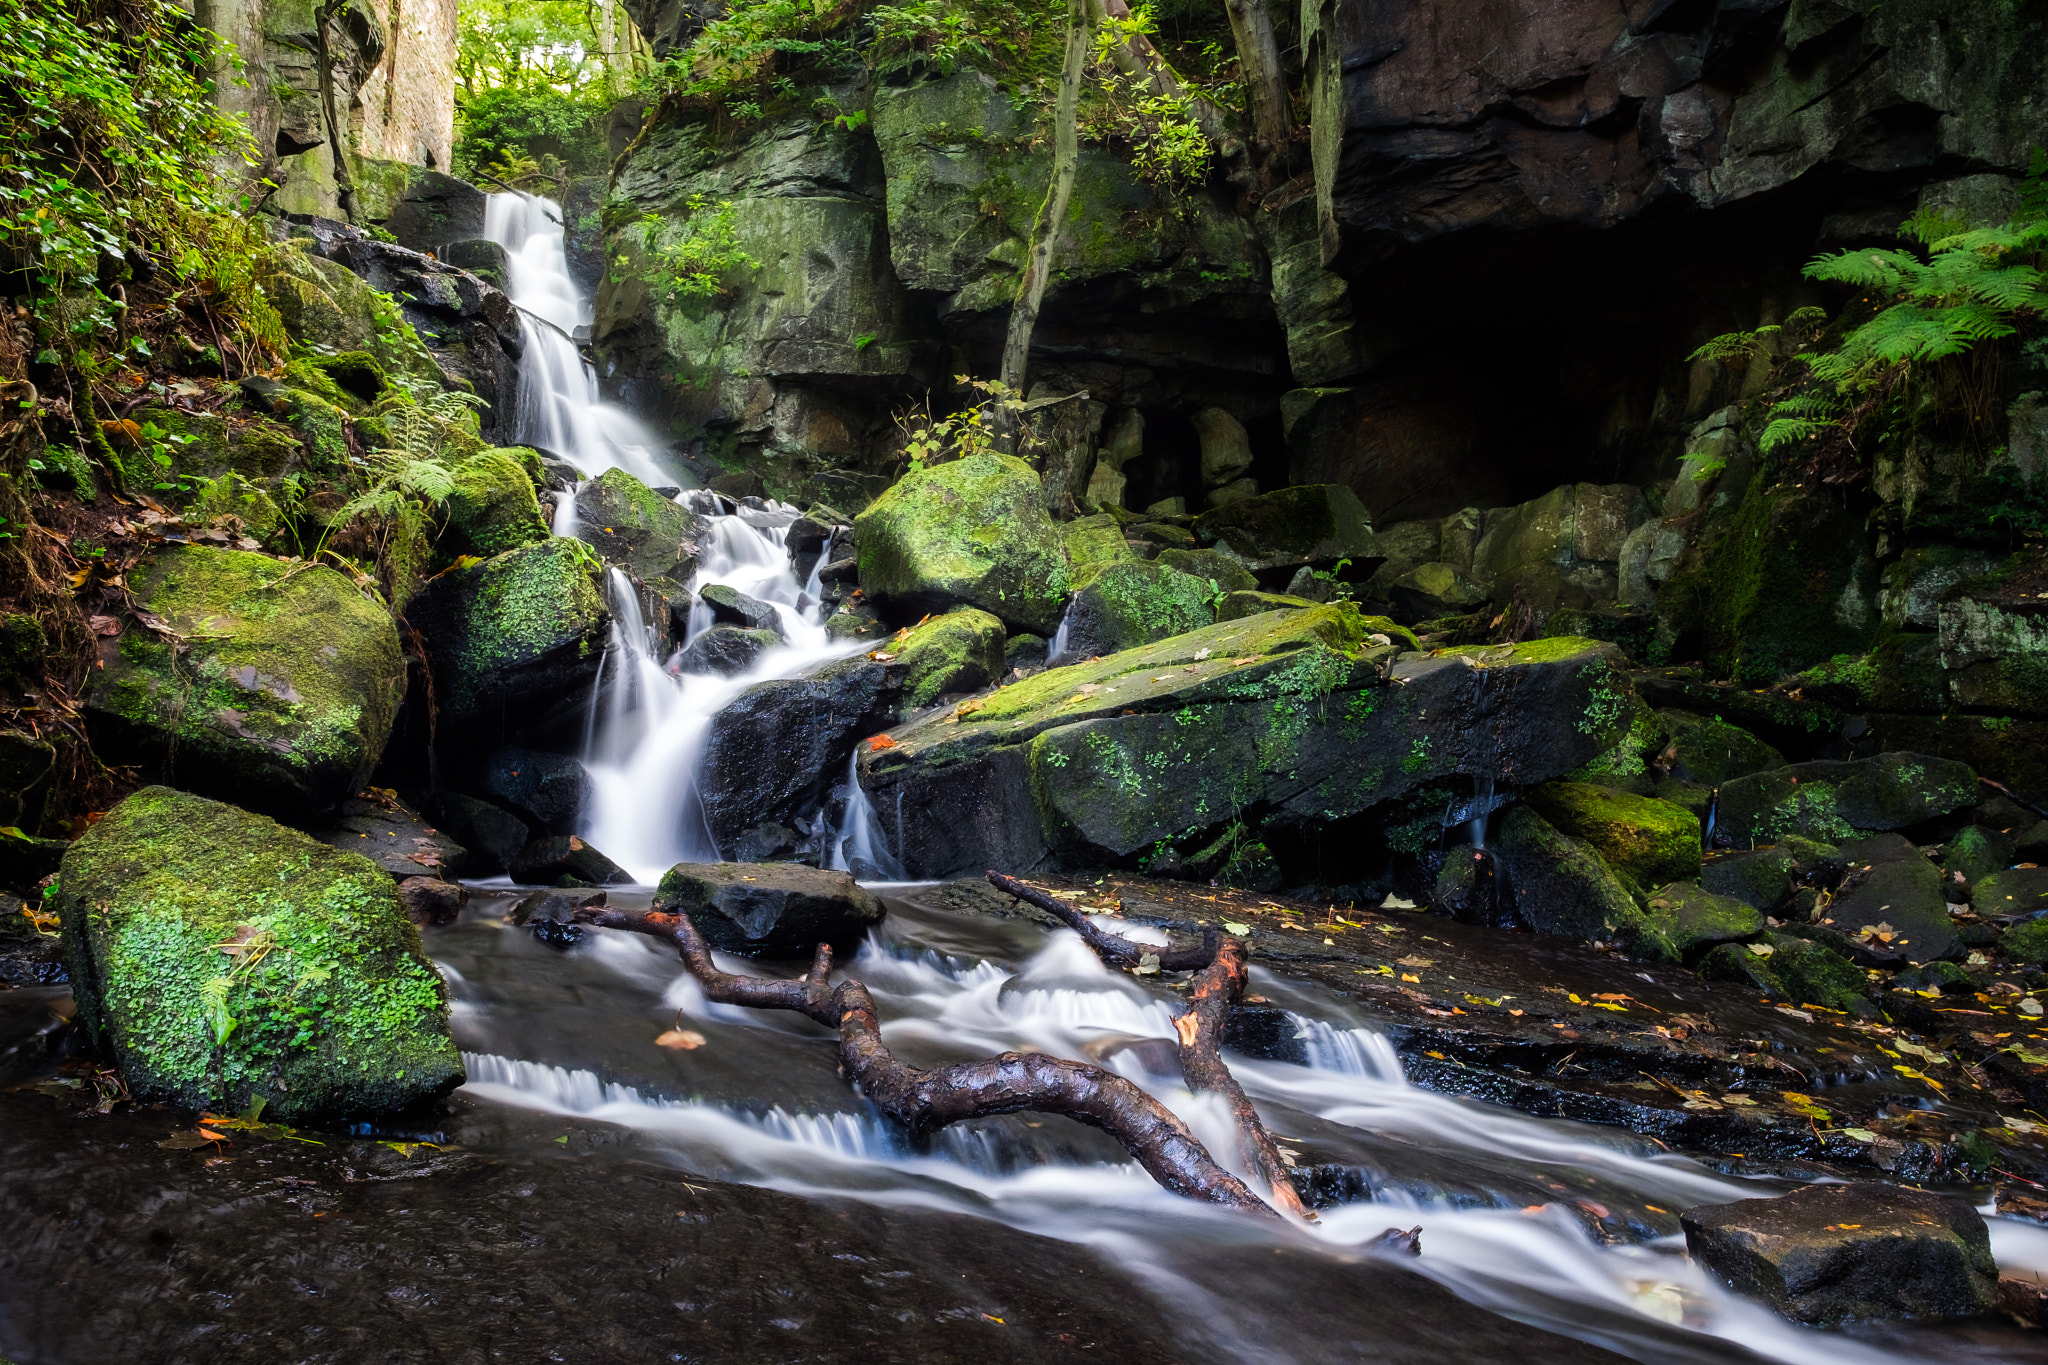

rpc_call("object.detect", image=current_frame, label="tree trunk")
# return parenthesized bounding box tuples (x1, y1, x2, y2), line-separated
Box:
(1222, 0, 1292, 180)
(996, 0, 1091, 415)
(572, 904, 1279, 1214)
(987, 872, 1315, 1219)
(315, 0, 360, 223)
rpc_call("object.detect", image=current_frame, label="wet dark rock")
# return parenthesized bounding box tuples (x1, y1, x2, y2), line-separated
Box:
(697, 583, 785, 636)
(1681, 1183, 1997, 1325)
(316, 796, 464, 880)
(673, 623, 782, 676)
(728, 821, 799, 862)
(1825, 836, 1960, 964)
(506, 887, 607, 927)
(510, 835, 634, 887)
(2021, 821, 2048, 862)
(787, 505, 849, 581)
(1716, 753, 1980, 846)
(0, 896, 65, 988)
(396, 877, 468, 926)
(1893, 960, 1976, 995)
(655, 861, 885, 956)
(1977, 867, 2048, 921)
(1492, 806, 1661, 956)
(1192, 484, 1374, 578)
(1642, 883, 1762, 959)
(407, 539, 611, 729)
(1656, 711, 1786, 788)
(1945, 824, 2017, 893)
(427, 792, 531, 876)
(1003, 633, 1048, 671)
(1701, 849, 1796, 912)
(695, 656, 897, 852)
(480, 747, 593, 835)
(1433, 848, 1513, 928)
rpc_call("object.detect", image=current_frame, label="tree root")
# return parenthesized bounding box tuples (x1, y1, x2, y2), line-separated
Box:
(986, 872, 1315, 1220)
(571, 905, 1277, 1215)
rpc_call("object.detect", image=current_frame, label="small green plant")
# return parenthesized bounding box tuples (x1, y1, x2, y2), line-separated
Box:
(633, 196, 759, 302)
(893, 376, 1027, 471)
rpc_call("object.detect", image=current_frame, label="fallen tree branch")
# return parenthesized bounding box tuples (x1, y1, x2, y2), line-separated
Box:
(986, 872, 1314, 1220)
(573, 905, 1276, 1214)
(987, 872, 1218, 971)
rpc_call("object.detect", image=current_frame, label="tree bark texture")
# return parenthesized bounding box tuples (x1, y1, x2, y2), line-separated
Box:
(986, 873, 1313, 1219)
(573, 905, 1277, 1214)
(1221, 0, 1293, 179)
(997, 0, 1091, 406)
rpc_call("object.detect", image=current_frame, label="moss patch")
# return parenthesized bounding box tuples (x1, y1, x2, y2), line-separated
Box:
(84, 546, 404, 818)
(442, 448, 552, 560)
(891, 607, 1005, 710)
(1527, 782, 1703, 887)
(55, 786, 462, 1123)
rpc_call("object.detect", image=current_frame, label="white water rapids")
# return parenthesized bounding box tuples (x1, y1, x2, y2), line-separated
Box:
(458, 190, 2048, 1363)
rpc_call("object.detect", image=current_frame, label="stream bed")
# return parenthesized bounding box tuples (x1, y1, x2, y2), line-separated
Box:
(8, 887, 2048, 1364)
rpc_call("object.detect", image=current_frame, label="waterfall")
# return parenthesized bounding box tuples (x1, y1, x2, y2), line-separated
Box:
(827, 748, 906, 880)
(482, 191, 671, 486)
(574, 504, 871, 881)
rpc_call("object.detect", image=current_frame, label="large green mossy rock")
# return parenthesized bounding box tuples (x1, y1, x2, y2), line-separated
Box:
(268, 251, 446, 387)
(85, 546, 404, 819)
(854, 453, 1068, 634)
(1192, 484, 1373, 574)
(441, 448, 551, 560)
(1716, 752, 1978, 844)
(1526, 782, 1702, 887)
(1699, 932, 1871, 1014)
(408, 538, 611, 725)
(890, 607, 1006, 711)
(1657, 710, 1786, 786)
(1642, 882, 1763, 958)
(572, 467, 701, 592)
(1062, 514, 1136, 573)
(863, 611, 1638, 878)
(1059, 560, 1217, 659)
(1492, 805, 1672, 959)
(55, 787, 463, 1123)
(1702, 482, 1880, 685)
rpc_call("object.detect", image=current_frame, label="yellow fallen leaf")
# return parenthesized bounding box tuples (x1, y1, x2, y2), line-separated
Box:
(1401, 972, 1420, 983)
(656, 1029, 708, 1050)
(1172, 1014, 1200, 1047)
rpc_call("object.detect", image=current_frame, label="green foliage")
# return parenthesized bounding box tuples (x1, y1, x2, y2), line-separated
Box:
(0, 0, 288, 367)
(892, 376, 1026, 472)
(647, 0, 862, 112)
(629, 196, 759, 301)
(453, 0, 634, 179)
(1081, 11, 1209, 192)
(1691, 194, 2048, 462)
(869, 0, 1029, 77)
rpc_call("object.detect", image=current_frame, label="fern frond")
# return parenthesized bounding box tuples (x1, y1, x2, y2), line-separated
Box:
(1759, 416, 1832, 452)
(1804, 247, 1924, 292)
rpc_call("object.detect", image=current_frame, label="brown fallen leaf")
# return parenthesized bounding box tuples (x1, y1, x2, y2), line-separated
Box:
(87, 614, 122, 637)
(656, 1028, 708, 1050)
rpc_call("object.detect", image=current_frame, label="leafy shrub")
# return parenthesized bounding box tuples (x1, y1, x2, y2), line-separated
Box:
(627, 196, 759, 302)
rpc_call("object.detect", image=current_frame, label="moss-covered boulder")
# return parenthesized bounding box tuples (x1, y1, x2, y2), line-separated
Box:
(1701, 848, 1797, 911)
(1062, 513, 1136, 574)
(85, 546, 404, 819)
(890, 607, 1005, 711)
(1976, 867, 2048, 921)
(854, 453, 1069, 634)
(1825, 835, 1960, 964)
(1939, 583, 2048, 717)
(55, 787, 462, 1123)
(1156, 548, 1259, 594)
(1701, 482, 1880, 685)
(1192, 484, 1373, 574)
(863, 612, 1638, 879)
(1219, 589, 1320, 621)
(408, 538, 611, 726)
(1699, 932, 1871, 1014)
(1525, 782, 1702, 888)
(1491, 805, 1672, 958)
(1657, 710, 1785, 786)
(268, 251, 446, 387)
(1945, 824, 2016, 892)
(2003, 910, 2048, 966)
(441, 448, 551, 560)
(184, 473, 283, 540)
(571, 466, 701, 592)
(1716, 752, 1978, 844)
(1058, 560, 1218, 660)
(1643, 882, 1763, 958)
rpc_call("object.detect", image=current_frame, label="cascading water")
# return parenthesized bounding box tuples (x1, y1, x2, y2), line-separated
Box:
(482, 191, 671, 486)
(429, 890, 2048, 1365)
(574, 498, 869, 879)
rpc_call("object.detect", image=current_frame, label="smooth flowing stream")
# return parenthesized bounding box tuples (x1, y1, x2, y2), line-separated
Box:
(432, 891, 2048, 1365)
(456, 190, 2048, 1365)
